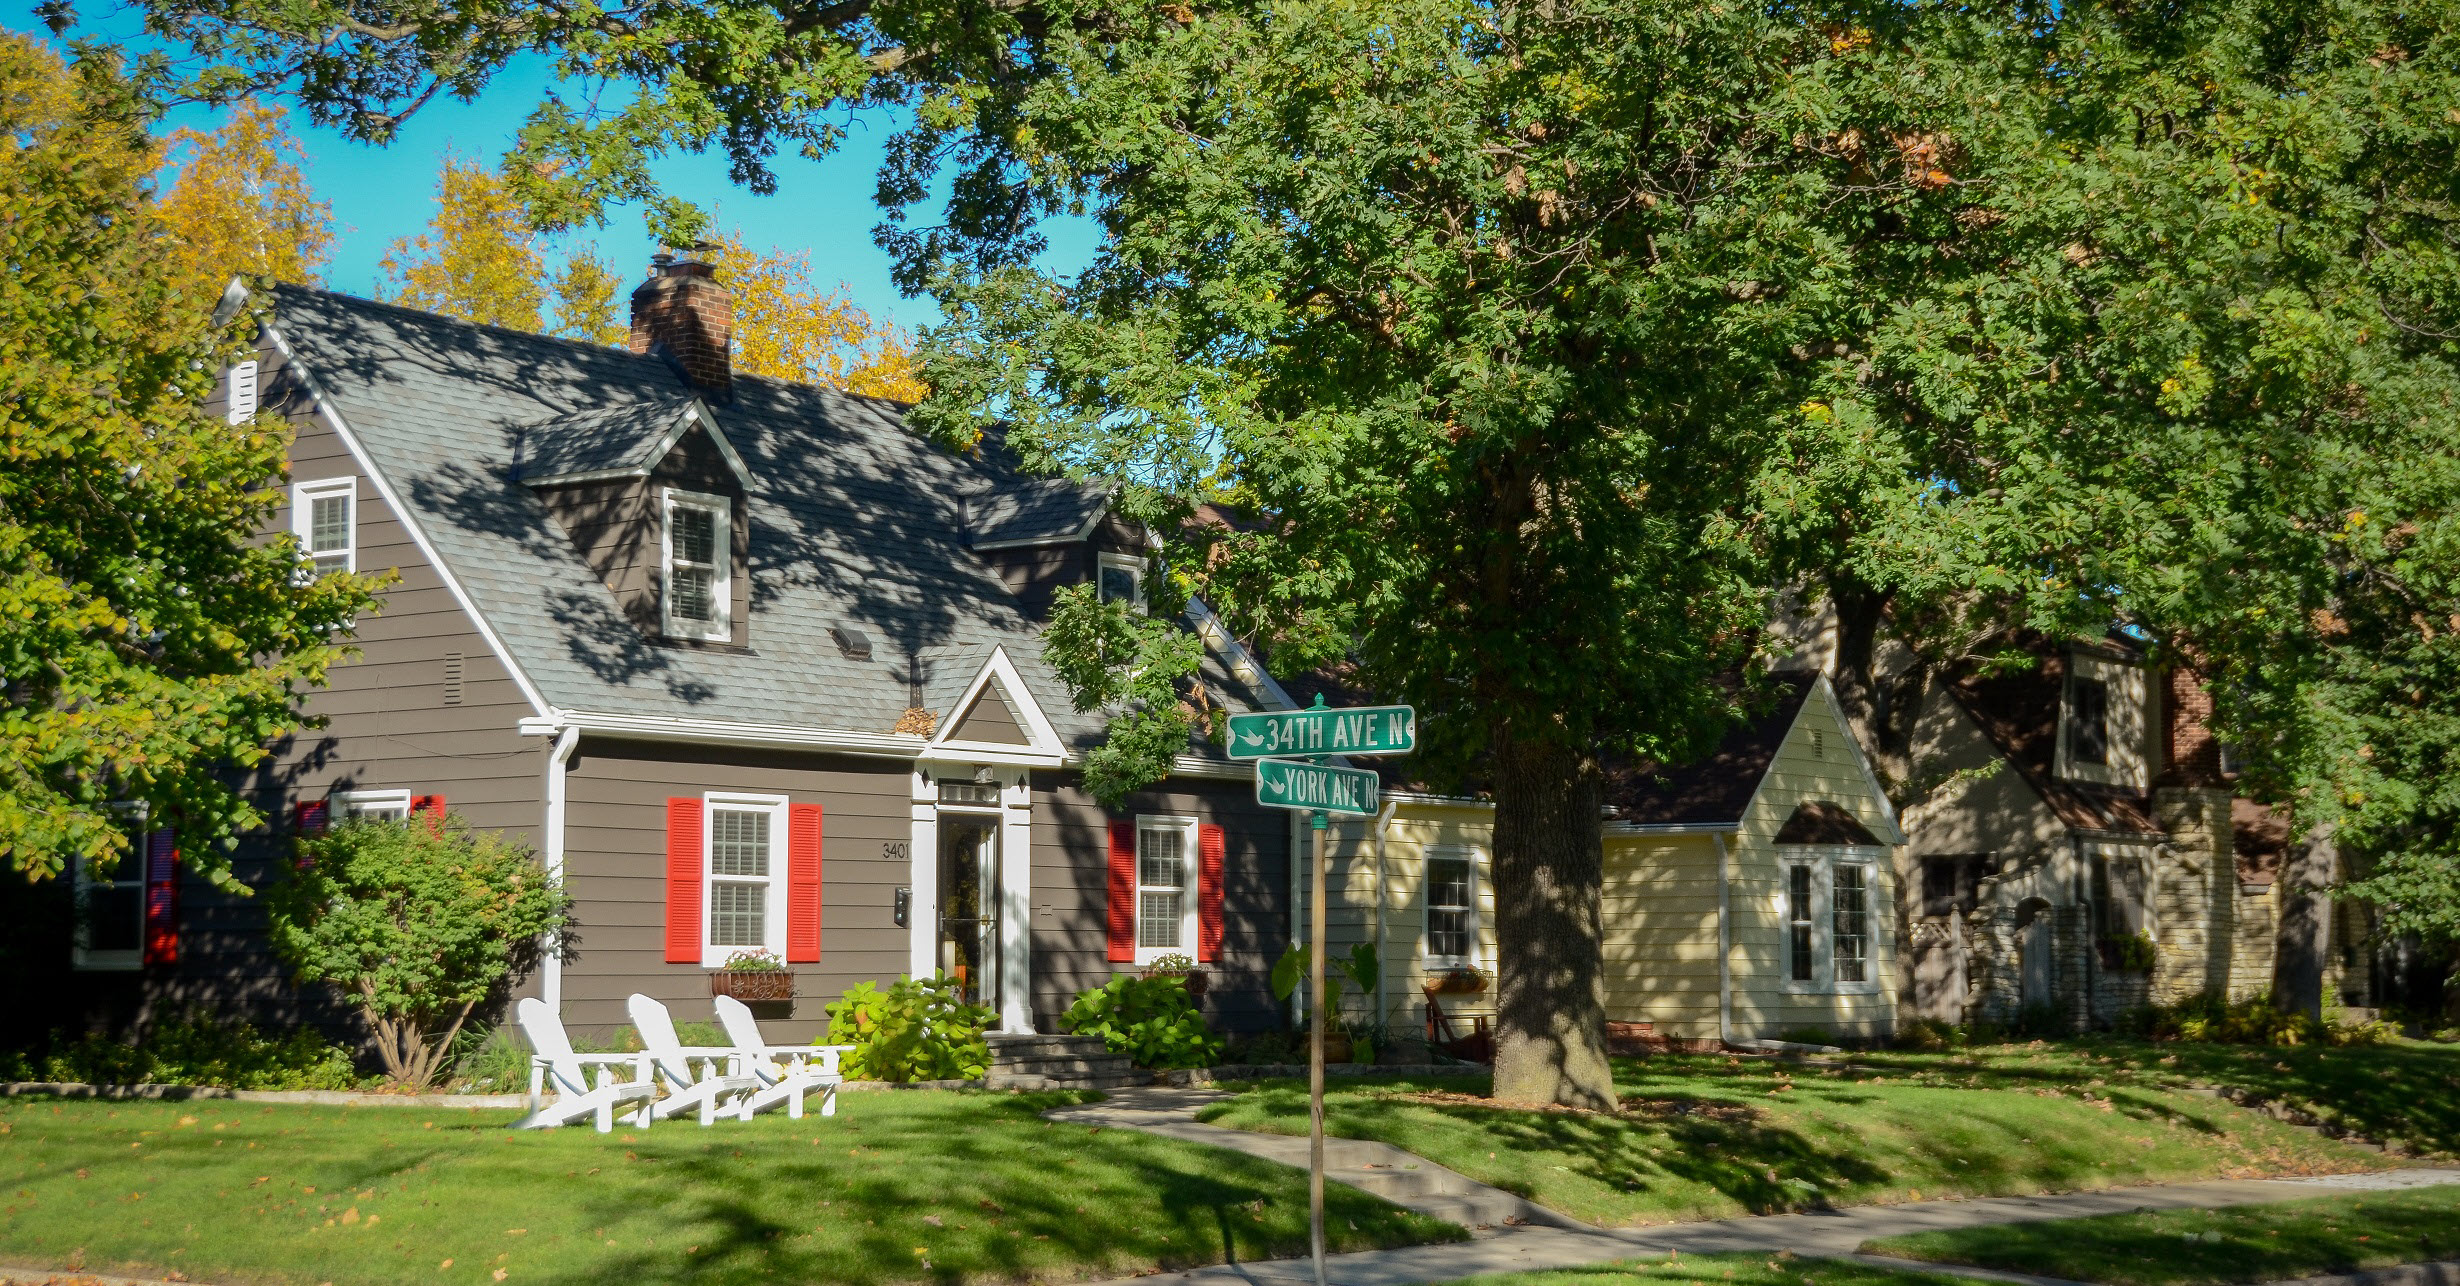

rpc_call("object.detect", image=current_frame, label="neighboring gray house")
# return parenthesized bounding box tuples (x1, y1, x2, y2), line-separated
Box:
(16, 250, 1300, 1045)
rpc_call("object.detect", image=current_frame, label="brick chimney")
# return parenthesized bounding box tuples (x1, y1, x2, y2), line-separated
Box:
(630, 244, 732, 395)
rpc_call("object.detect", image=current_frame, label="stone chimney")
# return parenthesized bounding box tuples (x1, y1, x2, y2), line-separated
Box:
(630, 244, 732, 395)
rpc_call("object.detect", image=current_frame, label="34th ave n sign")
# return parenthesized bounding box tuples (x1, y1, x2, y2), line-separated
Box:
(1227, 704, 1416, 760)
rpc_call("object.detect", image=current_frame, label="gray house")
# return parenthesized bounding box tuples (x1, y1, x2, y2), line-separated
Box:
(20, 251, 1299, 1045)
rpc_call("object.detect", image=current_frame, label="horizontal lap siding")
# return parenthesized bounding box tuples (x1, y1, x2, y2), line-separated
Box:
(560, 741, 913, 1041)
(1602, 835, 1724, 1039)
(5, 347, 551, 1047)
(1305, 806, 1501, 1037)
(1730, 690, 1902, 1041)
(1030, 773, 1290, 1035)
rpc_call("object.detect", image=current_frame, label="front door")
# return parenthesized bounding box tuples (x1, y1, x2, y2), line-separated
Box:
(937, 817, 1000, 1007)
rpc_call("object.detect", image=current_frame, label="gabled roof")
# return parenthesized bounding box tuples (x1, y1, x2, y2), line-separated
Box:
(515, 397, 753, 489)
(260, 284, 1274, 758)
(1940, 636, 2163, 837)
(1608, 674, 1814, 827)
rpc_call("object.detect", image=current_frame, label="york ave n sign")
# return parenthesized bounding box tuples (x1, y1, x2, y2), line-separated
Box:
(1253, 757, 1379, 817)
(1227, 704, 1416, 759)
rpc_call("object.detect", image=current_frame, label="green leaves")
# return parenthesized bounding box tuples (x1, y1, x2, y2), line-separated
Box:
(0, 36, 379, 888)
(266, 814, 570, 1089)
(821, 975, 996, 1082)
(1059, 974, 1220, 1070)
(1043, 581, 1205, 805)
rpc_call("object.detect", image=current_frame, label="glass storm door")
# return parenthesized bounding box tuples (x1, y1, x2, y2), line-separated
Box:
(937, 818, 1000, 1007)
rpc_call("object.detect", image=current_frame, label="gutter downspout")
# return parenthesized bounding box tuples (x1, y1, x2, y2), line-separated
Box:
(542, 724, 581, 1013)
(1371, 799, 1398, 1039)
(1714, 832, 1734, 1047)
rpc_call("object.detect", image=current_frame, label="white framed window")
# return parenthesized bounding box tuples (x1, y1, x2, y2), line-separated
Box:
(1134, 814, 1198, 964)
(227, 360, 259, 424)
(662, 488, 732, 641)
(1097, 552, 1147, 612)
(335, 789, 411, 822)
(72, 820, 147, 972)
(1424, 848, 1479, 966)
(292, 478, 355, 576)
(1778, 847, 1883, 993)
(702, 793, 786, 966)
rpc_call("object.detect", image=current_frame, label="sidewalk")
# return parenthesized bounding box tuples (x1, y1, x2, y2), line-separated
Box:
(1061, 1087, 2460, 1286)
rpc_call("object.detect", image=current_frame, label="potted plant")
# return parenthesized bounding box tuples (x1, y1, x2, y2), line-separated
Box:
(1140, 951, 1209, 999)
(1271, 942, 1379, 1064)
(711, 949, 794, 1001)
(1428, 966, 1490, 995)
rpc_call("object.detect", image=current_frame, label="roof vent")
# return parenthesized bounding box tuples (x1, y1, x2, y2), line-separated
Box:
(830, 624, 872, 660)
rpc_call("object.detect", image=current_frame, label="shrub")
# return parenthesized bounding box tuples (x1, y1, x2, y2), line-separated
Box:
(5, 1017, 363, 1091)
(2124, 991, 2395, 1047)
(1062, 974, 1222, 1069)
(821, 975, 993, 1082)
(2103, 931, 2159, 973)
(268, 814, 572, 1090)
(1894, 1017, 1961, 1052)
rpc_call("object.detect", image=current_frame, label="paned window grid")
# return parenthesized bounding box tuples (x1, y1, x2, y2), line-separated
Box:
(669, 503, 720, 625)
(1137, 826, 1184, 949)
(1427, 856, 1473, 960)
(309, 495, 352, 574)
(708, 807, 771, 949)
(75, 854, 144, 956)
(1833, 865, 1869, 983)
(1787, 863, 1816, 982)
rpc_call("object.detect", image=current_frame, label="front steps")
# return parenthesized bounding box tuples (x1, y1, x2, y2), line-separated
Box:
(985, 1033, 1150, 1091)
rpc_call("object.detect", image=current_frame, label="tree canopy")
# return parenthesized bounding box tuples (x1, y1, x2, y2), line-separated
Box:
(156, 99, 333, 286)
(0, 34, 377, 887)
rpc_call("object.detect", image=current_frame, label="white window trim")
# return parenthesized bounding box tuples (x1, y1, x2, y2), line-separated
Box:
(701, 792, 787, 968)
(227, 360, 259, 424)
(1133, 813, 1199, 965)
(1422, 845, 1482, 969)
(291, 477, 356, 576)
(662, 488, 733, 642)
(1097, 551, 1149, 613)
(1775, 846, 1885, 995)
(335, 789, 412, 822)
(72, 810, 148, 972)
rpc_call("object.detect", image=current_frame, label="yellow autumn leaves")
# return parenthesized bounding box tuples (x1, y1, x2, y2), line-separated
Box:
(156, 106, 924, 403)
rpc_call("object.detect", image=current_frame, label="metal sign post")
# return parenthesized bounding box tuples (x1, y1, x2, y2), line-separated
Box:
(1234, 695, 1415, 1286)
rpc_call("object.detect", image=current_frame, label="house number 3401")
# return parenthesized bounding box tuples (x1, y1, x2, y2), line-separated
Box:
(883, 841, 909, 861)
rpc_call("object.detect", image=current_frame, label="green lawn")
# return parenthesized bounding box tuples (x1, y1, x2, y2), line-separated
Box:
(1193, 1053, 2396, 1226)
(1427, 1252, 1970, 1286)
(0, 1090, 1460, 1285)
(1861, 1184, 2460, 1286)
(1838, 1035, 2460, 1159)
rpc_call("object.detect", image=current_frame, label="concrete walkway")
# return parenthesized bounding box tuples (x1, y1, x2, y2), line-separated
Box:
(1057, 1088, 2460, 1286)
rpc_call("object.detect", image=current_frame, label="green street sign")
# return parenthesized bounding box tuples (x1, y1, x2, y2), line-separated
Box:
(1227, 703, 1417, 760)
(1254, 758, 1380, 816)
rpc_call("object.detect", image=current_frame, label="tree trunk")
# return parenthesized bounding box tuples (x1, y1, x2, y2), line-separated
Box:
(2272, 823, 2338, 1021)
(1825, 579, 1919, 791)
(1488, 732, 1616, 1109)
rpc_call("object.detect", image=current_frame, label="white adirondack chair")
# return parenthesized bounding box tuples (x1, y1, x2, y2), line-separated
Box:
(515, 996, 659, 1133)
(625, 994, 765, 1126)
(713, 993, 852, 1120)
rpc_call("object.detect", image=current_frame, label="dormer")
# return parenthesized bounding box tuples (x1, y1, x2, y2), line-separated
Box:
(963, 474, 1152, 619)
(519, 397, 756, 648)
(2055, 644, 2151, 789)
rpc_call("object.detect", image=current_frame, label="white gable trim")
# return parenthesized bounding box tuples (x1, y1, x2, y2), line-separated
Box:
(1189, 596, 1299, 711)
(1804, 674, 1906, 844)
(259, 316, 553, 721)
(928, 646, 1067, 766)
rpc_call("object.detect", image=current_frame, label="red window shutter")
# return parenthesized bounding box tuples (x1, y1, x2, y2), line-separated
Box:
(665, 797, 704, 964)
(786, 802, 823, 963)
(411, 794, 446, 832)
(295, 800, 329, 835)
(142, 829, 178, 967)
(1197, 823, 1226, 963)
(1107, 821, 1137, 963)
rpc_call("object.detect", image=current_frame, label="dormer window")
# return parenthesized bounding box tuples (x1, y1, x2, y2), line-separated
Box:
(292, 478, 355, 576)
(1098, 552, 1147, 612)
(663, 488, 732, 641)
(2069, 677, 2109, 766)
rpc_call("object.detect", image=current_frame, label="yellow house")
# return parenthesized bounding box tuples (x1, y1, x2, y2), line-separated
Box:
(1297, 673, 1905, 1051)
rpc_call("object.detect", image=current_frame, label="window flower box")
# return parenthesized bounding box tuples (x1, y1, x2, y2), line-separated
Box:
(712, 949, 793, 1001)
(1428, 967, 1490, 995)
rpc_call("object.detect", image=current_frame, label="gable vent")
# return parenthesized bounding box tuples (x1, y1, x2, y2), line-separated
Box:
(830, 624, 872, 661)
(443, 652, 464, 706)
(227, 360, 258, 424)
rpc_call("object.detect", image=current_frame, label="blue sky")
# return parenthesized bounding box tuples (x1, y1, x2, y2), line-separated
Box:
(14, 21, 1096, 333)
